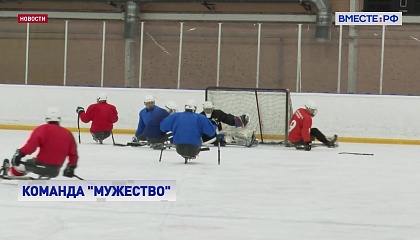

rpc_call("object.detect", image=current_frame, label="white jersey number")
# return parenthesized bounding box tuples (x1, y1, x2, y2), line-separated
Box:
(288, 120, 296, 133)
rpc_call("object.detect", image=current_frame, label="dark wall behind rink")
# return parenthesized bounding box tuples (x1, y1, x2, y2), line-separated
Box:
(0, 0, 419, 95)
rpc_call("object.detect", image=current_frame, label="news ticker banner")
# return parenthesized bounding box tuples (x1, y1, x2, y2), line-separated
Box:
(17, 180, 177, 202)
(17, 12, 403, 26)
(17, 14, 48, 23)
(335, 12, 403, 26)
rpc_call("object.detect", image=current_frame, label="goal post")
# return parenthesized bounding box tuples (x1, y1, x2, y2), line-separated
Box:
(205, 87, 293, 145)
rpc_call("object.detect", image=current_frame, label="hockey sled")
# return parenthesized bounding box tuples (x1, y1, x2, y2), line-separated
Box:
(0, 159, 51, 181)
(0, 175, 51, 180)
(159, 147, 210, 164)
(293, 135, 338, 150)
(181, 147, 210, 164)
(182, 156, 195, 164)
(151, 143, 174, 150)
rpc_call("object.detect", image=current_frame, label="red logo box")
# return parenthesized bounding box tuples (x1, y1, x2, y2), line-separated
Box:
(18, 14, 49, 23)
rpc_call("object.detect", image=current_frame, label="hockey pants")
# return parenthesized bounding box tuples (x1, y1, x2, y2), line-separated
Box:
(91, 131, 112, 141)
(291, 128, 331, 146)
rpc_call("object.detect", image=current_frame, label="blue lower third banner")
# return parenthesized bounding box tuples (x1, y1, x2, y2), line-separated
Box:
(18, 180, 177, 202)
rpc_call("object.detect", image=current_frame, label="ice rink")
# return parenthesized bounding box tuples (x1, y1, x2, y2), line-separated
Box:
(0, 129, 419, 240)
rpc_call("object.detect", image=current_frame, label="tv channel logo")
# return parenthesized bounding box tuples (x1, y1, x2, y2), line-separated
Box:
(18, 14, 48, 23)
(335, 12, 402, 26)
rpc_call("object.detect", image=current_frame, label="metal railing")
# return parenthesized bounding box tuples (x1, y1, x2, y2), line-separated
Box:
(1, 12, 420, 95)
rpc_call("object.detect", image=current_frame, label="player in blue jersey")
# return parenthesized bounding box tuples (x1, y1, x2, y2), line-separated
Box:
(160, 99, 216, 158)
(143, 101, 178, 149)
(132, 95, 163, 143)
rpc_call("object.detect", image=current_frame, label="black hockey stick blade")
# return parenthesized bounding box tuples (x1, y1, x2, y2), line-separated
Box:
(113, 143, 130, 147)
(73, 174, 84, 180)
(127, 142, 148, 147)
(339, 152, 374, 156)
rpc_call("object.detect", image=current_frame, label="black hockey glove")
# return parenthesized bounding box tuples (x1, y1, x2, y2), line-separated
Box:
(63, 165, 76, 178)
(11, 149, 25, 166)
(76, 106, 85, 115)
(304, 141, 312, 151)
(210, 118, 219, 126)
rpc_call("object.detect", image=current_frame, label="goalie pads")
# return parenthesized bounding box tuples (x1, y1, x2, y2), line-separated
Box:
(220, 128, 257, 147)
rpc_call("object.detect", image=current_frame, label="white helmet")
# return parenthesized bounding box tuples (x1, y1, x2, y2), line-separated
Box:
(184, 99, 197, 112)
(305, 100, 318, 117)
(203, 101, 214, 118)
(165, 101, 178, 113)
(97, 92, 107, 102)
(45, 107, 61, 122)
(203, 101, 214, 109)
(144, 94, 155, 103)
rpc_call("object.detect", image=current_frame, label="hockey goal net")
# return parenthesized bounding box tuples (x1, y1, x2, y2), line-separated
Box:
(205, 87, 293, 145)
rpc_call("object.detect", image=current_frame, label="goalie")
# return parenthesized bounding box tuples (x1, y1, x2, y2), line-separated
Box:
(200, 101, 256, 147)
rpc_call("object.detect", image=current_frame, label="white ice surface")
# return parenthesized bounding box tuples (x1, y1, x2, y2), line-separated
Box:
(0, 129, 420, 240)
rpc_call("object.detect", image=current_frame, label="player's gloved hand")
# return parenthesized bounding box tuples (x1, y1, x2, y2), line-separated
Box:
(76, 106, 85, 114)
(210, 118, 219, 126)
(132, 136, 138, 142)
(63, 165, 76, 178)
(11, 149, 25, 166)
(304, 141, 312, 151)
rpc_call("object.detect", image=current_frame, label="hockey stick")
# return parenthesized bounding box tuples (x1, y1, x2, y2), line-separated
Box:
(339, 152, 374, 156)
(73, 174, 84, 180)
(217, 134, 221, 165)
(113, 143, 129, 147)
(77, 114, 81, 144)
(111, 132, 127, 146)
(159, 147, 164, 162)
(254, 90, 264, 143)
(110, 131, 133, 146)
(111, 131, 116, 144)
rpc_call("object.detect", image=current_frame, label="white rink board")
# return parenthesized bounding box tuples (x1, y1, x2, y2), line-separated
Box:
(1, 84, 420, 140)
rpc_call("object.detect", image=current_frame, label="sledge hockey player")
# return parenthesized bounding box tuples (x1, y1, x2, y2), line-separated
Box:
(132, 94, 163, 143)
(77, 92, 118, 144)
(200, 101, 256, 147)
(160, 99, 216, 159)
(143, 101, 178, 149)
(0, 107, 78, 179)
(288, 100, 337, 151)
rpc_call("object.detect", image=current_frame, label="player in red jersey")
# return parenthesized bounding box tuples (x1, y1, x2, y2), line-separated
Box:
(288, 100, 336, 151)
(77, 92, 118, 144)
(2, 107, 78, 178)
